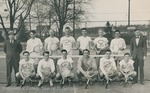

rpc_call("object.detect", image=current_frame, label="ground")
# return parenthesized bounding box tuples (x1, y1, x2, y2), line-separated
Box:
(0, 49, 150, 93)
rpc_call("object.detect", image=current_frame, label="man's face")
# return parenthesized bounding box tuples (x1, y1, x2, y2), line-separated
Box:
(23, 53, 30, 61)
(135, 30, 140, 37)
(43, 53, 49, 61)
(115, 32, 120, 38)
(30, 32, 36, 39)
(124, 55, 130, 62)
(8, 34, 15, 40)
(83, 50, 90, 57)
(82, 30, 87, 36)
(105, 51, 111, 58)
(64, 28, 70, 35)
(49, 30, 55, 37)
(98, 30, 103, 37)
(62, 52, 67, 58)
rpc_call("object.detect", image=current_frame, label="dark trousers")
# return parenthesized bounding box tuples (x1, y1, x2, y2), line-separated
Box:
(6, 61, 19, 85)
(133, 56, 144, 83)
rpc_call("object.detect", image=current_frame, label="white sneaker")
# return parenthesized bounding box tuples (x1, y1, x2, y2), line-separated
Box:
(38, 80, 43, 87)
(49, 79, 53, 87)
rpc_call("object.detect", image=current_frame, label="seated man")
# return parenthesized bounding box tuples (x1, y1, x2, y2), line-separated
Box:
(56, 49, 74, 86)
(16, 51, 35, 87)
(37, 51, 55, 87)
(77, 49, 98, 86)
(99, 50, 117, 82)
(118, 53, 137, 83)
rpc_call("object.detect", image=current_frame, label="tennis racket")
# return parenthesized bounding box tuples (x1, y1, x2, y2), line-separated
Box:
(85, 66, 97, 89)
(31, 45, 43, 54)
(60, 62, 72, 88)
(68, 42, 79, 55)
(42, 67, 52, 80)
(87, 41, 96, 55)
(48, 43, 59, 55)
(21, 63, 33, 88)
(124, 72, 129, 87)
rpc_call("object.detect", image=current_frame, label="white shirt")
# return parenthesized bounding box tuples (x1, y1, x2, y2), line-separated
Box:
(57, 57, 73, 66)
(100, 57, 117, 75)
(44, 37, 59, 51)
(19, 59, 35, 73)
(37, 59, 55, 76)
(93, 37, 108, 49)
(110, 38, 126, 53)
(77, 36, 92, 50)
(119, 59, 134, 73)
(26, 38, 43, 53)
(135, 37, 140, 45)
(60, 36, 75, 52)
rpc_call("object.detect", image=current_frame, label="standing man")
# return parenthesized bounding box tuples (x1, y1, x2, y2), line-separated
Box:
(60, 27, 75, 54)
(130, 29, 147, 85)
(3, 31, 23, 87)
(77, 28, 92, 55)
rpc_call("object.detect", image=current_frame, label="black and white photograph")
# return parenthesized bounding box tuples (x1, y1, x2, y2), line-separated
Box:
(0, 0, 150, 93)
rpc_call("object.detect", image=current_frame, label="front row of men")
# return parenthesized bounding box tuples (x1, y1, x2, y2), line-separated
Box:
(16, 49, 136, 87)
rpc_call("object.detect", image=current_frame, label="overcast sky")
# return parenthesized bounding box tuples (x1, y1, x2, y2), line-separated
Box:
(87, 0, 150, 21)
(0, 0, 150, 28)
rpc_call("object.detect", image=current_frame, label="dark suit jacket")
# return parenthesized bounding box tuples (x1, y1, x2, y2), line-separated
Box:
(3, 40, 23, 63)
(130, 36, 147, 59)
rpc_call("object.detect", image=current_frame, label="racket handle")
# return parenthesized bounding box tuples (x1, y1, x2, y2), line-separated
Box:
(85, 79, 90, 89)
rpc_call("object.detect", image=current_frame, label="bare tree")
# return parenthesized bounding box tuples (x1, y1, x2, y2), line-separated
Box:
(0, 0, 35, 40)
(33, 0, 91, 38)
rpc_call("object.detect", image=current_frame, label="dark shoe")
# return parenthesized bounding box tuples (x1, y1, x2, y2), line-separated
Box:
(5, 84, 11, 87)
(140, 82, 144, 85)
(132, 81, 138, 84)
(79, 80, 83, 86)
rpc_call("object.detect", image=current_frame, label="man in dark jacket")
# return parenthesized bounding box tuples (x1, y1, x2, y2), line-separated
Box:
(3, 31, 23, 87)
(130, 29, 147, 85)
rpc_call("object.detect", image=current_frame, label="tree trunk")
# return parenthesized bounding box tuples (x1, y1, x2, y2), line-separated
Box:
(59, 23, 64, 39)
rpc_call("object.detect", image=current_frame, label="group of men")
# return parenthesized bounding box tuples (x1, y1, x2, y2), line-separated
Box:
(3, 27, 147, 87)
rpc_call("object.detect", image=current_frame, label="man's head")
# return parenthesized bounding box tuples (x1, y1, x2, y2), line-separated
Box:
(81, 28, 87, 36)
(23, 51, 30, 61)
(83, 49, 90, 57)
(114, 30, 121, 38)
(29, 31, 36, 39)
(98, 28, 104, 37)
(124, 53, 130, 62)
(134, 29, 141, 37)
(49, 29, 55, 37)
(105, 49, 111, 59)
(64, 27, 71, 36)
(43, 51, 50, 61)
(61, 49, 68, 58)
(8, 31, 15, 40)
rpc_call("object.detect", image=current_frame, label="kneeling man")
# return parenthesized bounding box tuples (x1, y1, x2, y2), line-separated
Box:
(37, 51, 55, 87)
(56, 49, 75, 86)
(77, 49, 98, 85)
(16, 51, 35, 87)
(118, 53, 136, 83)
(99, 50, 117, 82)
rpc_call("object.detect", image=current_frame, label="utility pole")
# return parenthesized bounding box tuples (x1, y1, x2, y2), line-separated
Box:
(128, 0, 131, 26)
(73, 0, 75, 38)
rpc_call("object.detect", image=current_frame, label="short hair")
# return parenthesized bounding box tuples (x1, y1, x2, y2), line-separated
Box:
(61, 49, 68, 53)
(43, 51, 50, 56)
(83, 49, 90, 53)
(81, 28, 87, 31)
(114, 30, 120, 33)
(124, 52, 130, 56)
(105, 49, 111, 53)
(65, 27, 70, 30)
(23, 51, 30, 55)
(135, 28, 140, 31)
(30, 30, 36, 34)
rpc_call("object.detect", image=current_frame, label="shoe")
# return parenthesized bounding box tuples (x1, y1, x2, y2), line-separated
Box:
(79, 80, 83, 86)
(132, 81, 138, 84)
(38, 81, 43, 87)
(5, 84, 11, 87)
(140, 82, 144, 85)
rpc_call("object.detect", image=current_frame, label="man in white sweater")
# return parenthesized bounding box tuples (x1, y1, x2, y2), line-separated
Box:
(37, 51, 55, 87)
